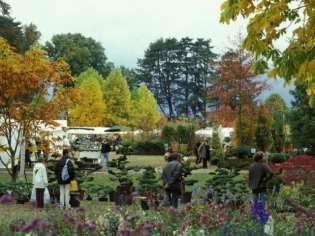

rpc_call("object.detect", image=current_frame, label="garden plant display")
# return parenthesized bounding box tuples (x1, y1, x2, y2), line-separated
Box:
(0, 154, 314, 235)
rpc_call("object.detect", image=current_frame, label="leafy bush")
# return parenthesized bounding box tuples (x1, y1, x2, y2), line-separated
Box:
(161, 125, 176, 143)
(232, 146, 251, 159)
(210, 157, 220, 165)
(269, 153, 287, 164)
(132, 140, 165, 154)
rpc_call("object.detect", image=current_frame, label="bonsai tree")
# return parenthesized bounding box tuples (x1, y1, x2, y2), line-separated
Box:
(108, 144, 134, 188)
(136, 166, 162, 197)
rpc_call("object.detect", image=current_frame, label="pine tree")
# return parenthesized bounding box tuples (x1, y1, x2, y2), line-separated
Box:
(211, 126, 225, 160)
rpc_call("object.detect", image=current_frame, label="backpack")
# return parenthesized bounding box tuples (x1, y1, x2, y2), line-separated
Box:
(61, 159, 70, 181)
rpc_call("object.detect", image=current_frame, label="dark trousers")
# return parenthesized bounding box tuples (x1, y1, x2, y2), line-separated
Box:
(166, 189, 181, 208)
(202, 158, 208, 168)
(36, 188, 45, 208)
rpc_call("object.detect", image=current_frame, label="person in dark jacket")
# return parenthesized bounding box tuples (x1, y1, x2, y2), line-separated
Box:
(249, 152, 274, 205)
(198, 137, 211, 168)
(161, 152, 183, 208)
(194, 139, 202, 165)
(100, 137, 111, 171)
(54, 149, 75, 208)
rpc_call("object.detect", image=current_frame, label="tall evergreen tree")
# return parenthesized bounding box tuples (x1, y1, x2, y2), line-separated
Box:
(287, 84, 315, 154)
(264, 93, 288, 152)
(211, 126, 225, 160)
(254, 103, 272, 152)
(0, 16, 41, 54)
(137, 37, 217, 119)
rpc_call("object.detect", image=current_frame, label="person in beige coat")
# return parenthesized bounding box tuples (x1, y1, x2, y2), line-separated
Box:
(32, 157, 48, 208)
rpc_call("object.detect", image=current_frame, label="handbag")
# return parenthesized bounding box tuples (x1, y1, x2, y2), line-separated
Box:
(70, 180, 78, 192)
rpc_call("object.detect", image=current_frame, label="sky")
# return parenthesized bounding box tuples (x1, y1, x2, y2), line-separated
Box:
(8, 0, 295, 106)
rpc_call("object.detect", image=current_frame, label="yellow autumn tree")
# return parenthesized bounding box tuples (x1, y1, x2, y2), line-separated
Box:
(69, 77, 106, 126)
(220, 0, 315, 106)
(103, 69, 131, 127)
(130, 85, 161, 131)
(0, 37, 78, 182)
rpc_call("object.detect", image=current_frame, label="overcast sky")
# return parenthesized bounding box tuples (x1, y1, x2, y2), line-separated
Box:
(8, 0, 295, 106)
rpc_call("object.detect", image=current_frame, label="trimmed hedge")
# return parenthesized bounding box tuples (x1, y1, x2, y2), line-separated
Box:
(132, 140, 165, 155)
(268, 153, 287, 164)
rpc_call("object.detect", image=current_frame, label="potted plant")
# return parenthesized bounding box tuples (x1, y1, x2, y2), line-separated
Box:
(95, 185, 114, 201)
(136, 165, 162, 210)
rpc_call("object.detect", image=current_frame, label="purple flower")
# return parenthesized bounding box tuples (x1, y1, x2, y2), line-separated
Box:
(131, 191, 138, 197)
(114, 204, 120, 212)
(75, 206, 85, 212)
(168, 206, 176, 214)
(21, 218, 40, 232)
(185, 203, 192, 211)
(0, 194, 14, 203)
(251, 199, 269, 224)
(75, 222, 84, 230)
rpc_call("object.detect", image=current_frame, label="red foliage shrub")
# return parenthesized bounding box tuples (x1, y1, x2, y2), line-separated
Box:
(280, 154, 315, 185)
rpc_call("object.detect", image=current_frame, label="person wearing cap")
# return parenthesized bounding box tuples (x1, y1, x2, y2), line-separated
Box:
(249, 151, 274, 205)
(54, 149, 75, 209)
(198, 137, 211, 168)
(32, 156, 48, 208)
(161, 152, 183, 208)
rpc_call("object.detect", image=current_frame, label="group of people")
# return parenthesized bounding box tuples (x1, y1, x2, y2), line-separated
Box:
(162, 139, 274, 209)
(32, 134, 274, 210)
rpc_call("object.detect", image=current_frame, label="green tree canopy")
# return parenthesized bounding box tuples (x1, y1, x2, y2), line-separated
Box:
(45, 33, 108, 77)
(0, 16, 41, 54)
(137, 37, 217, 119)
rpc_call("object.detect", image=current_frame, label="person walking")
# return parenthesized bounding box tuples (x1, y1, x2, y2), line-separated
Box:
(161, 152, 183, 208)
(54, 149, 75, 209)
(32, 156, 48, 208)
(198, 137, 211, 168)
(100, 137, 111, 171)
(249, 151, 274, 205)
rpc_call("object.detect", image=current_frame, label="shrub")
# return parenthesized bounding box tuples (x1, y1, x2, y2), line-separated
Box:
(161, 125, 176, 143)
(210, 157, 220, 165)
(232, 146, 251, 159)
(132, 140, 165, 154)
(269, 153, 286, 164)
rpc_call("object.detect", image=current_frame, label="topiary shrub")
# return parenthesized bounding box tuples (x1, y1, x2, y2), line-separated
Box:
(269, 153, 286, 164)
(232, 146, 251, 159)
(131, 140, 165, 155)
(210, 157, 221, 165)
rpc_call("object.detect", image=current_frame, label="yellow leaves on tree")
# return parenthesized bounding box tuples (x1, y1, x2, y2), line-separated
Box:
(220, 0, 315, 106)
(130, 85, 161, 131)
(0, 37, 78, 181)
(69, 77, 106, 127)
(103, 69, 131, 127)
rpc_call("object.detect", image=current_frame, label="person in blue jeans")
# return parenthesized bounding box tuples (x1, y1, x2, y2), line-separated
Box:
(100, 137, 111, 171)
(249, 152, 274, 206)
